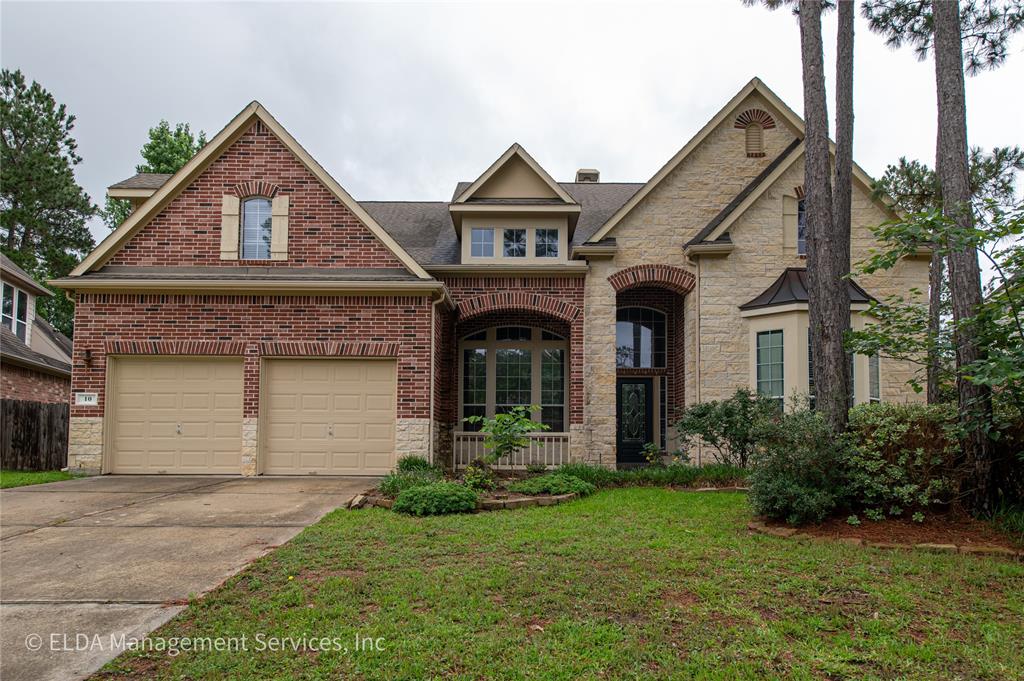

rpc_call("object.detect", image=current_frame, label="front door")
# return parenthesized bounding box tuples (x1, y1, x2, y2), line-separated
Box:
(616, 377, 653, 467)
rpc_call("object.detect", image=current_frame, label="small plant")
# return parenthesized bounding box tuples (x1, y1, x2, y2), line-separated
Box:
(508, 473, 596, 497)
(525, 462, 548, 475)
(864, 508, 885, 522)
(674, 389, 780, 468)
(642, 442, 664, 467)
(846, 515, 861, 526)
(669, 450, 691, 466)
(379, 468, 441, 497)
(462, 459, 495, 492)
(392, 482, 478, 516)
(463, 405, 549, 466)
(912, 511, 926, 523)
(396, 455, 436, 473)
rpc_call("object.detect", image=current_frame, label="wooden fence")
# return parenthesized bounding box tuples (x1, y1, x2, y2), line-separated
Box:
(0, 399, 69, 471)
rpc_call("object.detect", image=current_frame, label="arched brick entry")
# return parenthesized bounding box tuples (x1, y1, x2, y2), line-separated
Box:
(608, 264, 695, 297)
(456, 292, 582, 323)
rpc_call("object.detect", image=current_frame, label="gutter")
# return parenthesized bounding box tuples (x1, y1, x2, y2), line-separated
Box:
(48, 278, 447, 296)
(0, 353, 72, 380)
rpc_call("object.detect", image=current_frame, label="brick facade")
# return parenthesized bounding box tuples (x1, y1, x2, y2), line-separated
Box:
(1, 363, 70, 404)
(107, 121, 405, 270)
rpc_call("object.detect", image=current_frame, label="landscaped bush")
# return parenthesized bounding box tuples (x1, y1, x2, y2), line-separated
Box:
(508, 473, 596, 497)
(747, 408, 853, 525)
(462, 459, 495, 492)
(396, 455, 437, 473)
(379, 467, 442, 497)
(392, 482, 478, 516)
(555, 462, 748, 489)
(846, 402, 963, 518)
(557, 462, 624, 488)
(674, 389, 780, 468)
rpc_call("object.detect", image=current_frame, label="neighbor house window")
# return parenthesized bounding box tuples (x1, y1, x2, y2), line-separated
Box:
(458, 327, 568, 432)
(1, 283, 28, 341)
(503, 229, 526, 257)
(471, 228, 494, 257)
(241, 197, 273, 259)
(797, 199, 807, 255)
(869, 354, 880, 403)
(616, 307, 666, 368)
(535, 228, 559, 258)
(756, 330, 784, 406)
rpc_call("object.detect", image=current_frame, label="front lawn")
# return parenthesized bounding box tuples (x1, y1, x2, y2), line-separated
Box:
(97, 489, 1023, 680)
(0, 469, 74, 488)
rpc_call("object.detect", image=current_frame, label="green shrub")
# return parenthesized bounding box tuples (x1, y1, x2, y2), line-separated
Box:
(462, 405, 549, 465)
(847, 402, 962, 518)
(392, 482, 478, 516)
(462, 459, 495, 492)
(525, 463, 548, 475)
(557, 463, 625, 488)
(396, 455, 437, 473)
(674, 389, 780, 468)
(556, 462, 747, 489)
(379, 468, 442, 497)
(508, 473, 596, 497)
(748, 408, 852, 525)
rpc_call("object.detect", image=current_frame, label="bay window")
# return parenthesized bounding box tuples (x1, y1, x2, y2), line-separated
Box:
(756, 329, 784, 406)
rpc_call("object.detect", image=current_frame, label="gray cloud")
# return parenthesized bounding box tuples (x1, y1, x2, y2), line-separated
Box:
(2, 1, 1021, 246)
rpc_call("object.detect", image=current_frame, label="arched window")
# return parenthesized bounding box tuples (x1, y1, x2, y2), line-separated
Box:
(745, 123, 764, 157)
(459, 327, 567, 432)
(241, 197, 273, 259)
(616, 307, 666, 368)
(797, 198, 807, 255)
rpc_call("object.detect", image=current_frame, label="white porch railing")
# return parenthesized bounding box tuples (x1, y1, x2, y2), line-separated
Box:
(453, 431, 571, 470)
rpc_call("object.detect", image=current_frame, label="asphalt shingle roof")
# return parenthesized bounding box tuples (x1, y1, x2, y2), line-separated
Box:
(0, 325, 72, 377)
(108, 173, 174, 190)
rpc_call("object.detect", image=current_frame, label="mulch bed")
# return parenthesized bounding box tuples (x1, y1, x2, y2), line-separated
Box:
(790, 513, 1019, 548)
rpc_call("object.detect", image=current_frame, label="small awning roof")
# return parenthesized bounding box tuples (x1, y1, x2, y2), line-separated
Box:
(739, 267, 874, 311)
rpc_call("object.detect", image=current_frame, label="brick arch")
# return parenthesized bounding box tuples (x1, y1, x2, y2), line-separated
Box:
(456, 292, 582, 323)
(232, 180, 281, 199)
(733, 108, 776, 130)
(608, 264, 695, 296)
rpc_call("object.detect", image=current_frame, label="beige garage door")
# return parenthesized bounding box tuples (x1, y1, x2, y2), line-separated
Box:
(110, 357, 243, 474)
(263, 359, 396, 475)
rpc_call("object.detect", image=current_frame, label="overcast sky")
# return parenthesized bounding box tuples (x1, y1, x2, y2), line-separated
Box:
(2, 1, 1022, 244)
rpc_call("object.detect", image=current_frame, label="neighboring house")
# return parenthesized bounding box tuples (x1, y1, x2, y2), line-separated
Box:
(52, 78, 928, 475)
(0, 254, 73, 403)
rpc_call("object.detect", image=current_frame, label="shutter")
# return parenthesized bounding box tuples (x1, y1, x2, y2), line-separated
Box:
(782, 195, 798, 250)
(220, 195, 240, 260)
(271, 195, 289, 261)
(745, 124, 764, 157)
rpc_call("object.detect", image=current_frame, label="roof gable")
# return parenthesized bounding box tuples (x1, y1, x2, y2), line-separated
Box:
(453, 144, 575, 204)
(72, 103, 431, 279)
(588, 77, 890, 243)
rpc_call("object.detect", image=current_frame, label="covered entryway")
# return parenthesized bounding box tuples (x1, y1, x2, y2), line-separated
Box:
(262, 358, 396, 475)
(109, 356, 244, 474)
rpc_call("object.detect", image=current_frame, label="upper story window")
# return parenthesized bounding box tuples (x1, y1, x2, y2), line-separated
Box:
(869, 354, 881, 403)
(1, 282, 29, 341)
(240, 197, 273, 260)
(471, 228, 494, 257)
(797, 199, 807, 255)
(503, 229, 526, 258)
(616, 307, 666, 368)
(535, 228, 559, 258)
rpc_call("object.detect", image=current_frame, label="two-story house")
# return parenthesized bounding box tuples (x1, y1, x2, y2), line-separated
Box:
(53, 78, 928, 475)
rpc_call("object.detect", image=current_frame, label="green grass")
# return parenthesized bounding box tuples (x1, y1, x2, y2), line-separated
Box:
(0, 469, 74, 488)
(96, 490, 1023, 680)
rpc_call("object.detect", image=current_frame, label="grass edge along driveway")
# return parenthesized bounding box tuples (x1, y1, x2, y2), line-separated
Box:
(0, 469, 75, 488)
(96, 489, 1024, 680)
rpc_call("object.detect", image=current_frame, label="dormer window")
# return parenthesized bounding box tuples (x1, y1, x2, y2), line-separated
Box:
(1, 282, 29, 341)
(471, 228, 494, 257)
(535, 228, 559, 258)
(503, 229, 526, 257)
(241, 197, 273, 260)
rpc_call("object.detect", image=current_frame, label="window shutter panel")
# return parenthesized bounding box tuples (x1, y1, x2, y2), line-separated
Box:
(745, 124, 764, 157)
(782, 195, 797, 250)
(270, 195, 289, 261)
(220, 195, 240, 260)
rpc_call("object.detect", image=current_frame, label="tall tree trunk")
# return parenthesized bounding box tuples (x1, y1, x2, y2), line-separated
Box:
(801, 0, 848, 432)
(833, 0, 855, 415)
(933, 0, 993, 511)
(927, 248, 944, 404)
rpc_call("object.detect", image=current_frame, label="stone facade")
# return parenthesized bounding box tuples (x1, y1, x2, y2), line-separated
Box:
(68, 416, 103, 471)
(396, 418, 431, 460)
(0, 363, 70, 404)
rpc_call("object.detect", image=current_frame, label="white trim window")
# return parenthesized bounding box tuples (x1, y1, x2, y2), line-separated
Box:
(869, 353, 881, 403)
(535, 228, 559, 258)
(459, 326, 567, 432)
(797, 198, 807, 256)
(1, 282, 29, 341)
(503, 229, 527, 258)
(757, 329, 784, 406)
(471, 228, 494, 257)
(240, 197, 273, 260)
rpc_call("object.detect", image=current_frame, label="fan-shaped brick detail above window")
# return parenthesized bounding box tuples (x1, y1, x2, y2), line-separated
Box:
(608, 264, 695, 297)
(232, 181, 281, 199)
(733, 109, 776, 130)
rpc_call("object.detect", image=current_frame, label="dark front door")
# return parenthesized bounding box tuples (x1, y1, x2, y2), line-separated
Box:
(616, 377, 653, 466)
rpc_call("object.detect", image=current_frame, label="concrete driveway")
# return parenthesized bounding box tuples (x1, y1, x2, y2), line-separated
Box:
(0, 475, 373, 681)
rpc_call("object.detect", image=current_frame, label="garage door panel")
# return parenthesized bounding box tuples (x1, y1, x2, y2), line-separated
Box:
(264, 359, 396, 475)
(110, 357, 243, 474)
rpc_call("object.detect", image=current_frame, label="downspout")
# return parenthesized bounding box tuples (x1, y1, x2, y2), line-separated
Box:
(428, 295, 442, 465)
